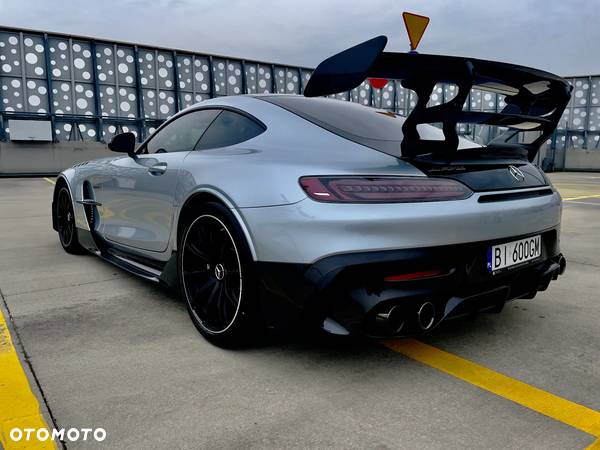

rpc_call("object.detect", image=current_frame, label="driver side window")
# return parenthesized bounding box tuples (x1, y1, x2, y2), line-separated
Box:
(145, 109, 220, 153)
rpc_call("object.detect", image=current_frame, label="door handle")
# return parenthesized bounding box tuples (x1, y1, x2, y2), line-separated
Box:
(148, 163, 167, 176)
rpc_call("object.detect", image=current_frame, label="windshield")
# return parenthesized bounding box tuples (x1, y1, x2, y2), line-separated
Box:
(260, 95, 477, 157)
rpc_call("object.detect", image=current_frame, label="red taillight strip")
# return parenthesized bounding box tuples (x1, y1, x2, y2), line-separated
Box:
(299, 177, 333, 199)
(299, 176, 472, 203)
(384, 269, 445, 282)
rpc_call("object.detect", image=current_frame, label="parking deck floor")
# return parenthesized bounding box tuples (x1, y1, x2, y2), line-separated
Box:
(1, 173, 599, 449)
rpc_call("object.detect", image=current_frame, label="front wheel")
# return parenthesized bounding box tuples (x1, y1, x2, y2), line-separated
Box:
(178, 202, 263, 347)
(55, 187, 85, 254)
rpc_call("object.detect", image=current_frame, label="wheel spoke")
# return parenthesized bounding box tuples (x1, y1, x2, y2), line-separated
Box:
(222, 282, 239, 308)
(184, 269, 211, 291)
(57, 189, 74, 247)
(64, 223, 72, 243)
(196, 222, 212, 246)
(216, 285, 230, 326)
(225, 271, 240, 305)
(184, 269, 210, 277)
(217, 240, 230, 259)
(203, 280, 221, 317)
(186, 241, 211, 263)
(189, 277, 217, 310)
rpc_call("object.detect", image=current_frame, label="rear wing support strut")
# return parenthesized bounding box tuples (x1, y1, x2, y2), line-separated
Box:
(304, 36, 572, 161)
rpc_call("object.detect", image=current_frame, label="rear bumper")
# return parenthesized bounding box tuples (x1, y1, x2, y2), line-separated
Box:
(256, 227, 564, 336)
(241, 188, 562, 264)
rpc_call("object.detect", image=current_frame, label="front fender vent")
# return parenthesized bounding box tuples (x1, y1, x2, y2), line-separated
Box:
(82, 181, 96, 228)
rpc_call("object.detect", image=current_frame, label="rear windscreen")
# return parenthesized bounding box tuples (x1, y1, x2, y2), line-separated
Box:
(260, 95, 476, 157)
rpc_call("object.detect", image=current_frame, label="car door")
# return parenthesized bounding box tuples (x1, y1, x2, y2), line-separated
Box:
(97, 109, 220, 252)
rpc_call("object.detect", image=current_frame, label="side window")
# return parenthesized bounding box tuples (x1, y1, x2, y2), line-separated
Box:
(195, 110, 265, 150)
(145, 109, 219, 153)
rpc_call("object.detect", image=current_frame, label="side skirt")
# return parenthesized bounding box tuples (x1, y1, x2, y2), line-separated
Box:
(76, 227, 179, 288)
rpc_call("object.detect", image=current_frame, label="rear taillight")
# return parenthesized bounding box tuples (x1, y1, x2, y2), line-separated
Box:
(384, 269, 445, 282)
(299, 176, 472, 203)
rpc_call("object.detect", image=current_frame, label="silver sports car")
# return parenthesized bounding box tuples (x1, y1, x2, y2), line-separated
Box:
(52, 36, 569, 346)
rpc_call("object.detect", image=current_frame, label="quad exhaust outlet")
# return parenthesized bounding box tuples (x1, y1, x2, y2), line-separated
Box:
(375, 305, 405, 335)
(416, 302, 436, 331)
(558, 254, 567, 275)
(376, 301, 438, 336)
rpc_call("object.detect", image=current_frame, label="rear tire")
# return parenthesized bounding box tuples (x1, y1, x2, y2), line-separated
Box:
(177, 202, 263, 347)
(55, 187, 86, 254)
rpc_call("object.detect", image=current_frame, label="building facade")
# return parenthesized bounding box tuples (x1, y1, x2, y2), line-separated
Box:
(1, 26, 598, 171)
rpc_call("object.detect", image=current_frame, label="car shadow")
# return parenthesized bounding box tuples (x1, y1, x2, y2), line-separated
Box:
(92, 253, 522, 361)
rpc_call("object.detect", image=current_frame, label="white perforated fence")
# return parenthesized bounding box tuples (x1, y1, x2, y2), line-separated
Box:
(0, 27, 598, 154)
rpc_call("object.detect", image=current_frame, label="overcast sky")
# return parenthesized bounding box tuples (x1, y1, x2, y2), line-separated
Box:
(1, 0, 598, 76)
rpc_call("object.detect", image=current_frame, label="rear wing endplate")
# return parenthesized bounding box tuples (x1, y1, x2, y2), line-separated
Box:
(304, 36, 571, 161)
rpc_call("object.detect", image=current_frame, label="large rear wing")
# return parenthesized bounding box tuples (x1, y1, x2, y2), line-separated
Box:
(304, 36, 571, 161)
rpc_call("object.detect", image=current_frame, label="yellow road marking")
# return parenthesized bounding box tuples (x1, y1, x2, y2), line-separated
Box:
(384, 339, 600, 445)
(0, 308, 56, 449)
(563, 194, 600, 201)
(43, 178, 55, 185)
(568, 201, 600, 207)
(587, 439, 600, 450)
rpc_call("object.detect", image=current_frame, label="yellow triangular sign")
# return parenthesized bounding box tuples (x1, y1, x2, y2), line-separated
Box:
(402, 12, 430, 51)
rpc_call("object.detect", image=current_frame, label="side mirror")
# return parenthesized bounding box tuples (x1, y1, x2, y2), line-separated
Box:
(108, 132, 136, 157)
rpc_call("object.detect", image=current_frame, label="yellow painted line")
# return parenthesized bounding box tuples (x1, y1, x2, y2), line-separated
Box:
(568, 201, 600, 207)
(43, 178, 55, 185)
(0, 309, 56, 449)
(384, 339, 600, 445)
(587, 439, 600, 450)
(563, 194, 600, 201)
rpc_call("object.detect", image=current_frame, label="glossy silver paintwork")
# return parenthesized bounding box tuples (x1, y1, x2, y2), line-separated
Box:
(95, 152, 188, 252)
(241, 186, 561, 263)
(57, 95, 562, 266)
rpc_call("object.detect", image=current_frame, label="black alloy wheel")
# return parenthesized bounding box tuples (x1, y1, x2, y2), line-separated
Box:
(56, 187, 84, 253)
(179, 203, 262, 346)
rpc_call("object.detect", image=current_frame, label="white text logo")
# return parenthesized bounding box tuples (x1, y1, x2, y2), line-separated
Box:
(9, 427, 107, 443)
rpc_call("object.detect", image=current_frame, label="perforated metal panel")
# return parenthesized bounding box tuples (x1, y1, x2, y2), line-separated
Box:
(0, 28, 316, 142)
(0, 26, 598, 153)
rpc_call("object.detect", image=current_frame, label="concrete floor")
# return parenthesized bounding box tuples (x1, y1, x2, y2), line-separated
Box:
(0, 173, 599, 449)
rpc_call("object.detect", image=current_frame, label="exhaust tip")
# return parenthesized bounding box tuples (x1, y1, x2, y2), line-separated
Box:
(417, 302, 436, 331)
(376, 305, 405, 335)
(558, 255, 567, 275)
(322, 317, 350, 336)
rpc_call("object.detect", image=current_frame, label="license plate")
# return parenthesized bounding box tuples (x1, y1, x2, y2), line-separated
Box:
(487, 235, 542, 274)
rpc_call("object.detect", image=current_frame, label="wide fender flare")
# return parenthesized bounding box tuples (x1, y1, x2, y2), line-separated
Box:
(175, 186, 258, 261)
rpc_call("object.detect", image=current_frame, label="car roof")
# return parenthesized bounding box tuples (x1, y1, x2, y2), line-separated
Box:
(177, 94, 478, 157)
